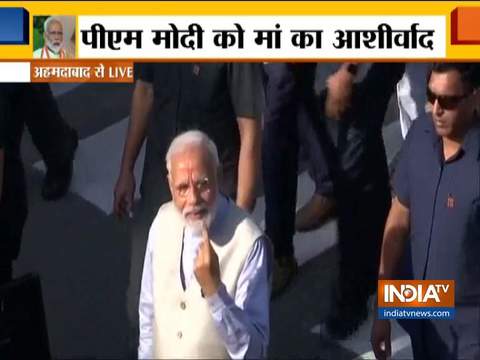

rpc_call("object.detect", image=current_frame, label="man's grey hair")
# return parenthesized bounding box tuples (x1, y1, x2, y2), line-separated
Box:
(165, 130, 220, 173)
(44, 17, 63, 33)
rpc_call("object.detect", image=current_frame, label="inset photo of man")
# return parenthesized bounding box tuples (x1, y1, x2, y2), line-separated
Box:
(33, 16, 76, 59)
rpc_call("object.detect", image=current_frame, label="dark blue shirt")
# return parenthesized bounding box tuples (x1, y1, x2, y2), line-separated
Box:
(394, 115, 480, 302)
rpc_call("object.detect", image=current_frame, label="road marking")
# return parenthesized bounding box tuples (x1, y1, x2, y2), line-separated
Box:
(50, 83, 83, 97)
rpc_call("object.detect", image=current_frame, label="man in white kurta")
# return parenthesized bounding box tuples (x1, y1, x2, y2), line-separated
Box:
(138, 130, 271, 359)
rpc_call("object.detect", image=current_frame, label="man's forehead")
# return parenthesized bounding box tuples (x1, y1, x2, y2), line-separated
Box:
(172, 147, 211, 166)
(171, 151, 212, 174)
(429, 71, 464, 92)
(48, 21, 62, 30)
(174, 160, 208, 173)
(171, 165, 209, 185)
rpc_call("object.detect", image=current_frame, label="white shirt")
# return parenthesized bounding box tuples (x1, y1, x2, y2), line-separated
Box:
(396, 63, 430, 138)
(138, 195, 272, 359)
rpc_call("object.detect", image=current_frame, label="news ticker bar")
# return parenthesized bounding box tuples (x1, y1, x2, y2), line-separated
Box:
(77, 15, 445, 59)
(378, 308, 455, 320)
(0, 61, 133, 83)
(2, 2, 480, 60)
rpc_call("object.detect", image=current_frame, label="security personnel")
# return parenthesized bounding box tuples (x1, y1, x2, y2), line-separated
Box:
(0, 84, 28, 285)
(316, 63, 405, 339)
(372, 63, 480, 360)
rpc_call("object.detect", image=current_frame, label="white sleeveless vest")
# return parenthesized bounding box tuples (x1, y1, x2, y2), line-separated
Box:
(149, 200, 262, 359)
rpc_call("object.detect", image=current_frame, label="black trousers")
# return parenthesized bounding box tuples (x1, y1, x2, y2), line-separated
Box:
(262, 63, 337, 258)
(18, 83, 76, 169)
(0, 84, 75, 284)
(334, 184, 391, 312)
(0, 85, 27, 284)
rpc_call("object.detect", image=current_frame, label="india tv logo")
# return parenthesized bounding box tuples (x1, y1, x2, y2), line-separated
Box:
(378, 280, 455, 320)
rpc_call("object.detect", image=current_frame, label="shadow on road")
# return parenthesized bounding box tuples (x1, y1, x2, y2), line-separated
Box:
(270, 246, 360, 359)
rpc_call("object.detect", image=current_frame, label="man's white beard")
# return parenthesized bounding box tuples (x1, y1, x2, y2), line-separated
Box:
(182, 202, 218, 237)
(186, 213, 213, 237)
(46, 40, 63, 54)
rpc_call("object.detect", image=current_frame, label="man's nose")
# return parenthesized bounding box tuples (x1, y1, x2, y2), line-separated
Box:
(432, 99, 443, 116)
(186, 185, 201, 204)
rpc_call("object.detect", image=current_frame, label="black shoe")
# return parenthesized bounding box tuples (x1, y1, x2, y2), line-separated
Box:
(41, 129, 78, 201)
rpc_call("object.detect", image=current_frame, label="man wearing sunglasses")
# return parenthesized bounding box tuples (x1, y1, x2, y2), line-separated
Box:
(372, 63, 480, 360)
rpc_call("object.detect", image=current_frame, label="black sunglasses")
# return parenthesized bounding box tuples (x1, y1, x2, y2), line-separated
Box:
(426, 88, 470, 110)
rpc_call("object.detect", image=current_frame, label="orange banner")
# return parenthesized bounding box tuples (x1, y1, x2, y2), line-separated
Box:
(378, 280, 455, 308)
(30, 60, 134, 83)
(451, 7, 480, 45)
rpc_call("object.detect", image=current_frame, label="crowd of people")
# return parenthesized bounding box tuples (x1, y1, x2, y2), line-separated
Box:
(1, 62, 479, 359)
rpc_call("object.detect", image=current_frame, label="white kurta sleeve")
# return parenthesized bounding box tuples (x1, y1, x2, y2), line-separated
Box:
(206, 236, 272, 359)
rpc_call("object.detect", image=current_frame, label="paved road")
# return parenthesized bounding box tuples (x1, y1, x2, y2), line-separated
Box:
(15, 72, 413, 359)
